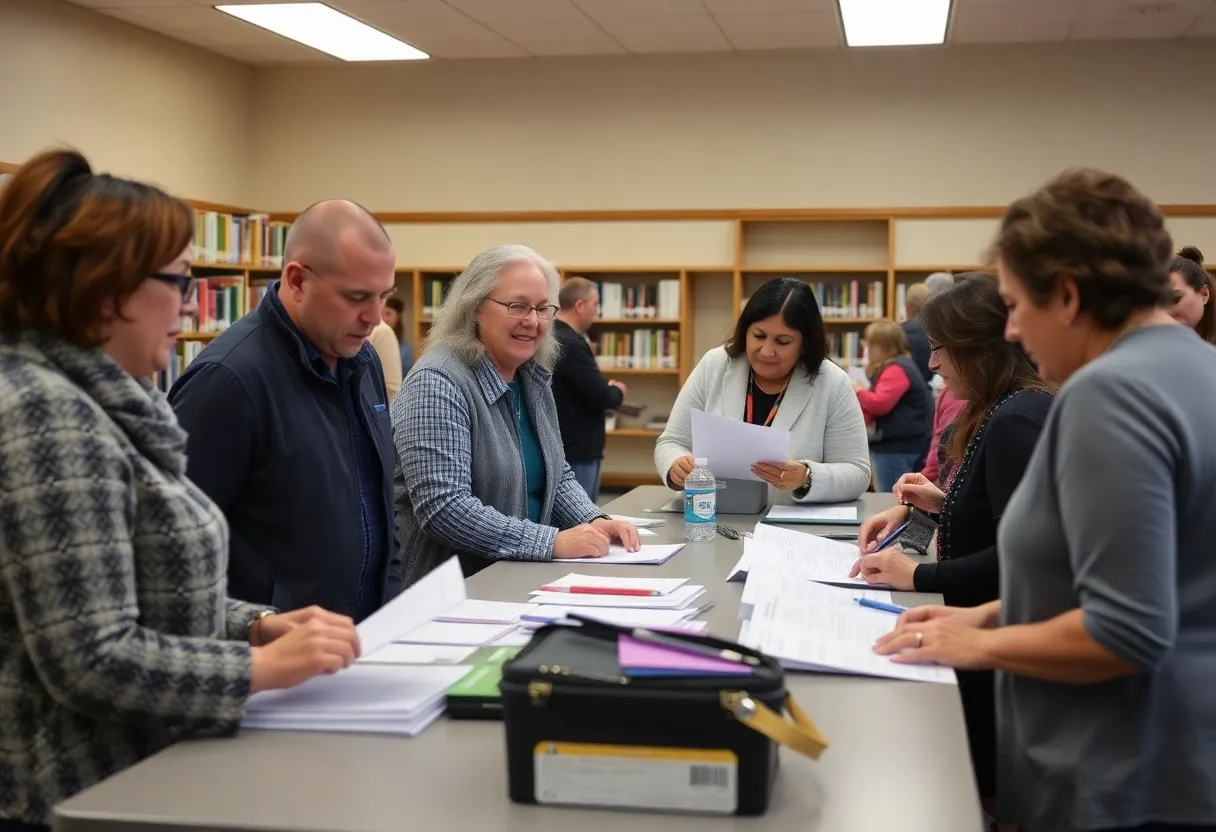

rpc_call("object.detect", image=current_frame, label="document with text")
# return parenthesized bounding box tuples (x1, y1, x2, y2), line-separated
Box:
(690, 408, 790, 481)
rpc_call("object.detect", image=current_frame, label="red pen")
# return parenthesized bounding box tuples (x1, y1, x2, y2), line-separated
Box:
(538, 585, 662, 597)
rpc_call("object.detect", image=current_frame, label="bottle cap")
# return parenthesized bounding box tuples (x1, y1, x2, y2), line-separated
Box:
(694, 457, 708, 466)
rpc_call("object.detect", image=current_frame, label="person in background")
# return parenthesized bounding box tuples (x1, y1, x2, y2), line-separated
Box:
(655, 276, 871, 503)
(1167, 245, 1216, 344)
(900, 282, 933, 382)
(0, 150, 360, 832)
(876, 167, 1216, 832)
(550, 276, 627, 501)
(382, 295, 414, 373)
(169, 200, 401, 622)
(392, 245, 639, 587)
(920, 272, 964, 486)
(368, 318, 404, 399)
(851, 272, 1054, 820)
(856, 320, 932, 490)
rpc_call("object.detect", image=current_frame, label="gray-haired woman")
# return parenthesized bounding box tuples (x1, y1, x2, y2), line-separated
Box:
(390, 244, 640, 587)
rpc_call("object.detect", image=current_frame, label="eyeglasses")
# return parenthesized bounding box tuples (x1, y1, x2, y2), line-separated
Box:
(150, 272, 197, 302)
(486, 297, 559, 321)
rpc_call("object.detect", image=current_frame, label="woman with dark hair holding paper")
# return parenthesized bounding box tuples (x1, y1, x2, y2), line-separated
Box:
(654, 276, 870, 504)
(850, 271, 1053, 812)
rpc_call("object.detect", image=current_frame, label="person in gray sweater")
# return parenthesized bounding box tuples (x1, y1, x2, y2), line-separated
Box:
(875, 167, 1216, 832)
(391, 245, 640, 588)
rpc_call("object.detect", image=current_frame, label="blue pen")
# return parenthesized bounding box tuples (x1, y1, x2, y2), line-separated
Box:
(872, 520, 910, 553)
(855, 597, 908, 615)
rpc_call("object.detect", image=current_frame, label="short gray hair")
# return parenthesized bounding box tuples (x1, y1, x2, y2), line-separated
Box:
(424, 244, 562, 371)
(924, 272, 954, 296)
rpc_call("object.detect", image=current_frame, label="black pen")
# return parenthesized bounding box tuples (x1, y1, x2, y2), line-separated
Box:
(567, 613, 760, 667)
(818, 532, 858, 541)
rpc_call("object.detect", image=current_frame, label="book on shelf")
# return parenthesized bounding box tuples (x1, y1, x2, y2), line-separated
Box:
(592, 329, 679, 371)
(182, 276, 245, 333)
(739, 279, 885, 319)
(421, 277, 454, 319)
(193, 210, 289, 266)
(594, 279, 681, 320)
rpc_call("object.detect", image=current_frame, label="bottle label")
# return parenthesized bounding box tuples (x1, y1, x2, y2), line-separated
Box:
(685, 489, 716, 522)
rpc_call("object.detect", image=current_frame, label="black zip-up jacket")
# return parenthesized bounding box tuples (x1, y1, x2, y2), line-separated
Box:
(551, 319, 624, 462)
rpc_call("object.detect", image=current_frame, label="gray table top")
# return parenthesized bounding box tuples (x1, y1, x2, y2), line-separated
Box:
(54, 487, 981, 832)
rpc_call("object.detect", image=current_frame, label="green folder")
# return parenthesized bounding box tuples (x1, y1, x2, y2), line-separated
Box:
(445, 645, 522, 720)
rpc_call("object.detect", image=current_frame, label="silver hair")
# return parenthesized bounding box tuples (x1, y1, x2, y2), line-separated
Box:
(924, 271, 954, 296)
(424, 244, 562, 371)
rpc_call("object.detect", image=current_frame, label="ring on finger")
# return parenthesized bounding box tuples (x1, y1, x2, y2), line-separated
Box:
(915, 631, 924, 649)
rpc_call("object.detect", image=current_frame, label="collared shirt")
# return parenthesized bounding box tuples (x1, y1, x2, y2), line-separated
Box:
(263, 286, 387, 621)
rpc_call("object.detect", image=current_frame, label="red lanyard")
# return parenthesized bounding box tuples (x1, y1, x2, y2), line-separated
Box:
(745, 372, 786, 427)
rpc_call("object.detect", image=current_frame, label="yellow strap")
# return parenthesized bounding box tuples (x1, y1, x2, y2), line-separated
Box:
(720, 691, 829, 760)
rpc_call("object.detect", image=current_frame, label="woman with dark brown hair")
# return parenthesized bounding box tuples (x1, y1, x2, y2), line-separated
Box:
(1167, 245, 1216, 344)
(876, 168, 1216, 832)
(850, 271, 1054, 813)
(0, 149, 360, 832)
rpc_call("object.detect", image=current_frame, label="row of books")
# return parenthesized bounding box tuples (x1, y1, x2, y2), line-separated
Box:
(181, 276, 247, 333)
(593, 279, 681, 320)
(152, 341, 205, 393)
(828, 331, 865, 371)
(593, 329, 680, 371)
(194, 210, 290, 266)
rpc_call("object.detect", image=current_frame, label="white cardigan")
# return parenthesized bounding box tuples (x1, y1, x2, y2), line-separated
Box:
(654, 347, 872, 504)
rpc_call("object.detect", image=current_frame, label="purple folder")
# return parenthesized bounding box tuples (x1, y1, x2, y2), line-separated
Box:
(618, 635, 752, 675)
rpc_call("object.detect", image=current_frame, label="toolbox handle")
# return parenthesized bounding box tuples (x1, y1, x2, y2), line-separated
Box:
(721, 691, 829, 760)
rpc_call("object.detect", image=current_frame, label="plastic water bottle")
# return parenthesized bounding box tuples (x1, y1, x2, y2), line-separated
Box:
(684, 458, 717, 542)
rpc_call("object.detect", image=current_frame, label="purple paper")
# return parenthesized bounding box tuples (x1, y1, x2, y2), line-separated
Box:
(617, 635, 752, 675)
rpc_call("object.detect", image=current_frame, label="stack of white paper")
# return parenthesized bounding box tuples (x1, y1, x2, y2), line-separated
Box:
(518, 605, 706, 630)
(243, 663, 471, 735)
(359, 643, 475, 666)
(743, 524, 887, 589)
(529, 584, 706, 609)
(608, 514, 666, 528)
(740, 577, 956, 685)
(394, 620, 518, 646)
(435, 599, 533, 624)
(763, 504, 861, 525)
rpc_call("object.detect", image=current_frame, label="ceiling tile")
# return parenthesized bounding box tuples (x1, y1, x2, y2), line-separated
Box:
(441, 0, 587, 23)
(68, 0, 195, 7)
(703, 0, 835, 12)
(485, 18, 625, 55)
(100, 6, 297, 46)
(950, 1, 1081, 43)
(337, 2, 529, 57)
(1071, 0, 1211, 39)
(595, 13, 733, 52)
(571, 0, 705, 16)
(715, 12, 841, 49)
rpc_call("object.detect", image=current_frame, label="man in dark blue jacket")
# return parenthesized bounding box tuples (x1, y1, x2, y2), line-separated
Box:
(169, 200, 402, 622)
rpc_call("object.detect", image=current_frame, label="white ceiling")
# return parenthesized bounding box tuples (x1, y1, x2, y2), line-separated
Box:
(65, 0, 1216, 64)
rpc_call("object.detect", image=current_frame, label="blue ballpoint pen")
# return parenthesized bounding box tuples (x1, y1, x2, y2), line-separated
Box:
(871, 520, 910, 553)
(855, 597, 909, 615)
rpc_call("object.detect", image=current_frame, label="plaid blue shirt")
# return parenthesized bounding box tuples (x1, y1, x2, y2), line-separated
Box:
(392, 349, 604, 586)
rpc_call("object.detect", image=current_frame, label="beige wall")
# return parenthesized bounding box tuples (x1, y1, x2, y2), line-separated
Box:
(253, 40, 1216, 213)
(0, 0, 255, 207)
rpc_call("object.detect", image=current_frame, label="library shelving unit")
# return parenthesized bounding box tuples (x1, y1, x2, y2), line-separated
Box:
(10, 155, 1212, 488)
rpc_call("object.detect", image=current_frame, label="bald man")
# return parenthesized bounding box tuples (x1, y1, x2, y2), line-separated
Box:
(169, 200, 402, 622)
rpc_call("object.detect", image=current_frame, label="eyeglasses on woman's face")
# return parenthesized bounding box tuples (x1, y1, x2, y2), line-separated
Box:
(486, 297, 559, 321)
(149, 271, 197, 302)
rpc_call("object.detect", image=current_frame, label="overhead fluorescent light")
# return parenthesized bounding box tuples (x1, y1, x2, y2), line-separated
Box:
(214, 3, 429, 61)
(837, 0, 952, 47)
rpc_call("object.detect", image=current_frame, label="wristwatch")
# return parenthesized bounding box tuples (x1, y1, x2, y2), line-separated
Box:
(248, 609, 276, 645)
(798, 463, 813, 492)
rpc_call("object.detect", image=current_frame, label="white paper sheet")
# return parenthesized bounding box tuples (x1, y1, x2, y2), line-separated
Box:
(520, 605, 703, 629)
(742, 580, 956, 685)
(528, 584, 706, 609)
(741, 566, 892, 611)
(356, 557, 466, 656)
(608, 514, 666, 528)
(575, 543, 684, 565)
(538, 573, 689, 595)
(764, 504, 860, 524)
(690, 408, 791, 481)
(749, 524, 887, 589)
(358, 643, 476, 666)
(393, 620, 517, 646)
(434, 599, 533, 624)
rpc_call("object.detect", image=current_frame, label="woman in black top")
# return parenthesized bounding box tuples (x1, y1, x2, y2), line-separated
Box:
(848, 271, 1054, 811)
